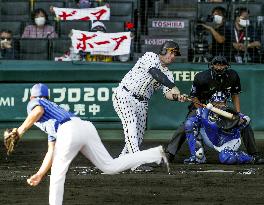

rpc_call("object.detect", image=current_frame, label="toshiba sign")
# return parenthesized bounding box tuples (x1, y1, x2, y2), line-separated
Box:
(152, 21, 185, 28)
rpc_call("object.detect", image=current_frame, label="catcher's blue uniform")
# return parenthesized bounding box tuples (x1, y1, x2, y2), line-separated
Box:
(184, 107, 253, 164)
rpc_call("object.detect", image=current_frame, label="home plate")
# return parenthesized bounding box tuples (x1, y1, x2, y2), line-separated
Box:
(196, 170, 234, 173)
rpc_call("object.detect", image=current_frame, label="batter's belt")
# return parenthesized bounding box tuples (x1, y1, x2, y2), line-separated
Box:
(122, 86, 149, 101)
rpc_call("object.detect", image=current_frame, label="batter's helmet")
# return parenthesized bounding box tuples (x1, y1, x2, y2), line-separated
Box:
(31, 83, 49, 97)
(160, 41, 181, 56)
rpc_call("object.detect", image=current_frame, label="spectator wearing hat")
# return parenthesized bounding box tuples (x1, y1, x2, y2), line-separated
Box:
(85, 21, 113, 62)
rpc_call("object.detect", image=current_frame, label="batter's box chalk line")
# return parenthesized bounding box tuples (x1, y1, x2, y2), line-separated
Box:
(169, 168, 260, 175)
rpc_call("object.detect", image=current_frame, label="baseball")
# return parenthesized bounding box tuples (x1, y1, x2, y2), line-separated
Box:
(27, 178, 33, 186)
(206, 103, 213, 110)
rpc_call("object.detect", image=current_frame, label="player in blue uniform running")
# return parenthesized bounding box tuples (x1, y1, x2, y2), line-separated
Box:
(184, 103, 254, 164)
(15, 83, 169, 205)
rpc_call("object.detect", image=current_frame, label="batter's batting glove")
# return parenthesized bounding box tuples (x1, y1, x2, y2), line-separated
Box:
(3, 128, 21, 155)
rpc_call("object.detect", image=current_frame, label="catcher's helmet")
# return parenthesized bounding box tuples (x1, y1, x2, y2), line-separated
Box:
(209, 55, 230, 77)
(216, 107, 240, 131)
(31, 83, 49, 97)
(160, 41, 181, 56)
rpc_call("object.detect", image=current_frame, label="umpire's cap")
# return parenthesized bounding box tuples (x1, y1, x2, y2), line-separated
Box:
(160, 41, 181, 56)
(31, 83, 49, 97)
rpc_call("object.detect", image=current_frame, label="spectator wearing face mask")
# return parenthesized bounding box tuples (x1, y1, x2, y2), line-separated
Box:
(0, 30, 17, 59)
(22, 8, 58, 39)
(199, 6, 231, 60)
(231, 7, 261, 63)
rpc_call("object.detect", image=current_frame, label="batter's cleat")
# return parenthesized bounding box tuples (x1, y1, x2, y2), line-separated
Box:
(184, 155, 207, 165)
(160, 146, 171, 174)
(132, 165, 154, 173)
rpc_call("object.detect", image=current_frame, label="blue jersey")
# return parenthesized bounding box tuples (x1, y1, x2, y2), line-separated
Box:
(197, 108, 241, 148)
(27, 98, 76, 141)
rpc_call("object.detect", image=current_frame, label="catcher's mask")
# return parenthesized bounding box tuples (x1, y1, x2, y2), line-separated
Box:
(215, 107, 240, 131)
(31, 83, 49, 98)
(209, 55, 230, 79)
(160, 41, 181, 56)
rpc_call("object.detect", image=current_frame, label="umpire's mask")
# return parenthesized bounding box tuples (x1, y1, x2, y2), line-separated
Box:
(209, 55, 230, 79)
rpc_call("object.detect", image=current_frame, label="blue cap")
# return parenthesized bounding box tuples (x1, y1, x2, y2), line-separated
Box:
(31, 83, 49, 97)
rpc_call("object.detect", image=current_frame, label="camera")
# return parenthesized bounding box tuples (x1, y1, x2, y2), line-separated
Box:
(197, 15, 214, 24)
(192, 15, 214, 62)
(192, 15, 214, 55)
(195, 15, 214, 34)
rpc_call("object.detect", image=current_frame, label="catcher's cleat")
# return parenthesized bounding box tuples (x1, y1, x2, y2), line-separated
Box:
(160, 146, 171, 174)
(252, 155, 264, 164)
(184, 155, 207, 165)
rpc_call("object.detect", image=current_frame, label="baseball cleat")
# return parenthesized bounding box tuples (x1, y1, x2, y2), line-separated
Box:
(132, 165, 154, 172)
(160, 146, 171, 174)
(252, 155, 264, 164)
(184, 155, 207, 164)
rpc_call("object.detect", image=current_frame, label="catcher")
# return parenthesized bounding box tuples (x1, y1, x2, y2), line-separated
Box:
(184, 102, 256, 165)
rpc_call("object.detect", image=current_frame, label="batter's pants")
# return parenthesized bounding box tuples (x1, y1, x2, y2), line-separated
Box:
(113, 87, 148, 155)
(49, 118, 163, 205)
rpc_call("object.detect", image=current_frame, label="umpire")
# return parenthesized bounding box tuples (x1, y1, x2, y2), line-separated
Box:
(166, 55, 264, 164)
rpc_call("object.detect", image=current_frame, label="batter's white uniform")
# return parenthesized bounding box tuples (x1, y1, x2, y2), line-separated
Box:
(27, 98, 167, 205)
(113, 52, 174, 155)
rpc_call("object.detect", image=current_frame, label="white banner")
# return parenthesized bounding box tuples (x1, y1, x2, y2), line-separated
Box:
(71, 30, 131, 56)
(53, 5, 110, 21)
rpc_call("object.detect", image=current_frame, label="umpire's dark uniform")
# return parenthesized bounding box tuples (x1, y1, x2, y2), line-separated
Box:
(166, 68, 259, 160)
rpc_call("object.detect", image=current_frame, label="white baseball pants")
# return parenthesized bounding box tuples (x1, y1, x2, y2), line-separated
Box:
(49, 118, 163, 205)
(113, 87, 148, 155)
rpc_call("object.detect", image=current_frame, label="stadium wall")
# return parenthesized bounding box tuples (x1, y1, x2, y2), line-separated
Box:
(0, 61, 264, 131)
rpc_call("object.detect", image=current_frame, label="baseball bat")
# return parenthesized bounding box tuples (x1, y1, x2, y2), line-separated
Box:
(185, 96, 235, 120)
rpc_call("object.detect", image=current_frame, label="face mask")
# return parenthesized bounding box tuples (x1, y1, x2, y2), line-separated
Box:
(239, 19, 250, 27)
(35, 17, 46, 26)
(214, 15, 223, 25)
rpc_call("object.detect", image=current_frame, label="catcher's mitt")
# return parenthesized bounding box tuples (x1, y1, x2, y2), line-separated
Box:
(3, 128, 20, 155)
(216, 107, 240, 131)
